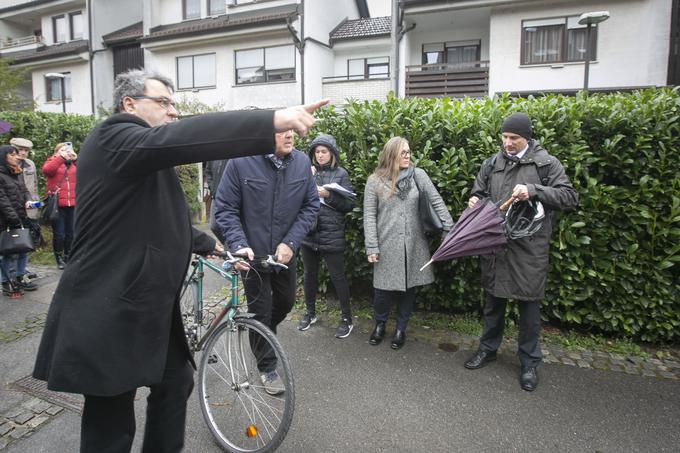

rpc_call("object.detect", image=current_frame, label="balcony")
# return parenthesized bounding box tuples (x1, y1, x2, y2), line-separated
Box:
(322, 75, 391, 106)
(0, 34, 44, 52)
(405, 61, 489, 98)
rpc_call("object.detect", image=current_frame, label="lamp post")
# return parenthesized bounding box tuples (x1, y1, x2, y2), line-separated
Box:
(578, 11, 610, 93)
(45, 73, 66, 113)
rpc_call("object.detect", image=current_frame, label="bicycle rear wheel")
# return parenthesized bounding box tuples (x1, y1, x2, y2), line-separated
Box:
(198, 317, 295, 453)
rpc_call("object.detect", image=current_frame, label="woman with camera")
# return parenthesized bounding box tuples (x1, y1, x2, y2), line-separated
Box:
(42, 142, 77, 269)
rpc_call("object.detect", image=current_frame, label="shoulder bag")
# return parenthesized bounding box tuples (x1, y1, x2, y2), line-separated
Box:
(413, 172, 443, 234)
(40, 171, 68, 225)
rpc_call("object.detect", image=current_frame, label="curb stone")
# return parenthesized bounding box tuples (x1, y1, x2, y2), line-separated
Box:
(293, 309, 680, 381)
(0, 397, 65, 450)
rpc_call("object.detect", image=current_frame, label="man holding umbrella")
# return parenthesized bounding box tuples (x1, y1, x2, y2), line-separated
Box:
(463, 112, 578, 392)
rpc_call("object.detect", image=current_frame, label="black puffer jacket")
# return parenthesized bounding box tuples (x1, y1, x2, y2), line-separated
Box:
(0, 145, 30, 230)
(302, 135, 354, 253)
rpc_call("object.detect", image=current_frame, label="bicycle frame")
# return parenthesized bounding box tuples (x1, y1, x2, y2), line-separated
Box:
(184, 255, 243, 351)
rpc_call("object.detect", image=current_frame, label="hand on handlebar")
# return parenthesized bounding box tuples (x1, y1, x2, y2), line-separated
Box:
(234, 247, 254, 271)
(275, 243, 293, 265)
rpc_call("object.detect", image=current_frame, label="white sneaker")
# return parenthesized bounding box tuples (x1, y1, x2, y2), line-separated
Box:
(260, 371, 285, 395)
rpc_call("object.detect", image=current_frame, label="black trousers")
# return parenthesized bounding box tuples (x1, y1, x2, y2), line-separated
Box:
(300, 246, 352, 319)
(479, 292, 543, 367)
(242, 266, 296, 372)
(80, 327, 194, 453)
(373, 287, 415, 331)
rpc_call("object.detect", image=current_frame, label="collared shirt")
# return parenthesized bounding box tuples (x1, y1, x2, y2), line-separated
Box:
(266, 152, 294, 170)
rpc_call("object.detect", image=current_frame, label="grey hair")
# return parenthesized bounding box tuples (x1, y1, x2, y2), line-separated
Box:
(112, 69, 175, 113)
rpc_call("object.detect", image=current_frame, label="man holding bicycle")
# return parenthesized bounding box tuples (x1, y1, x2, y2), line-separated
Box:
(215, 129, 319, 394)
(32, 69, 327, 453)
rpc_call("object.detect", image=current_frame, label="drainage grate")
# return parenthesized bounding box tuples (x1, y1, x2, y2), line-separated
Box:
(8, 375, 83, 414)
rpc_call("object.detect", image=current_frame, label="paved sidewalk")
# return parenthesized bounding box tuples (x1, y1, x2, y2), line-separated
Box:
(1, 265, 679, 452)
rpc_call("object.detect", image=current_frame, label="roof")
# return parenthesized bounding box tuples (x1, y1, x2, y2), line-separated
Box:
(102, 22, 143, 46)
(330, 16, 391, 43)
(142, 4, 299, 43)
(3, 39, 89, 64)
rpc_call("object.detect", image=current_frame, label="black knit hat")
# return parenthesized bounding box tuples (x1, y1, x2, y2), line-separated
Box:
(501, 112, 532, 140)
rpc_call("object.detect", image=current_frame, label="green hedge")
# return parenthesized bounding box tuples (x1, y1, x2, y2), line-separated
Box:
(302, 89, 680, 342)
(0, 111, 200, 216)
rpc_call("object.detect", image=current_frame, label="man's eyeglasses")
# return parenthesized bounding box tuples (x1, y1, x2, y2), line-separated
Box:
(130, 95, 178, 112)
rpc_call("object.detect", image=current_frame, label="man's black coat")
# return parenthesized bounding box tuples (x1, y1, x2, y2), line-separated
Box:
(33, 111, 275, 396)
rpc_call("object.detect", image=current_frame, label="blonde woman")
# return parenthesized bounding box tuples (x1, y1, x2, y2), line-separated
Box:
(41, 142, 77, 269)
(363, 137, 453, 349)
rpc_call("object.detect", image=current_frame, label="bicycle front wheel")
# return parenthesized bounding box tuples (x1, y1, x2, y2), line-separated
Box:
(198, 317, 295, 453)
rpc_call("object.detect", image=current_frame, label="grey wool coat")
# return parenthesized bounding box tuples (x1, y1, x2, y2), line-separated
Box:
(471, 140, 578, 300)
(364, 167, 453, 291)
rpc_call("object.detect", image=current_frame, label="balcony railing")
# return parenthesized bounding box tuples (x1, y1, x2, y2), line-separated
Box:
(0, 35, 44, 50)
(405, 61, 489, 98)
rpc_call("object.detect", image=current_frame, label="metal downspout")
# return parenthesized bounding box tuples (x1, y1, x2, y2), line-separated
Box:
(87, 0, 95, 115)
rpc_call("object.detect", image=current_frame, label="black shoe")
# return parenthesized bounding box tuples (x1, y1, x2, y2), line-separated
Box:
(369, 321, 386, 345)
(25, 271, 38, 279)
(390, 330, 406, 349)
(520, 366, 539, 392)
(16, 277, 37, 292)
(2, 282, 23, 296)
(56, 254, 66, 270)
(464, 349, 497, 370)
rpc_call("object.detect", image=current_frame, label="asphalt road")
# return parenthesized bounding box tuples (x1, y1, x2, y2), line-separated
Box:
(1, 268, 679, 452)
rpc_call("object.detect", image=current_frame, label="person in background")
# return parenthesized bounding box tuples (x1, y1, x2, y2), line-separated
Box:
(41, 142, 77, 269)
(10, 137, 39, 279)
(298, 134, 355, 338)
(363, 137, 453, 349)
(203, 159, 229, 243)
(0, 144, 38, 294)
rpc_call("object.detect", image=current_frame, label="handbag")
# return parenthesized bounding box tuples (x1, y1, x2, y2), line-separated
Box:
(0, 226, 35, 254)
(40, 171, 68, 225)
(414, 174, 444, 234)
(40, 193, 60, 224)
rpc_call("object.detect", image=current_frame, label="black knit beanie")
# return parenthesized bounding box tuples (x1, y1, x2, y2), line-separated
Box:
(501, 112, 532, 140)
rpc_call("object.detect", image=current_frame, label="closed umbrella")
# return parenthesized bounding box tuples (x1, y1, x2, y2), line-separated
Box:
(420, 197, 513, 271)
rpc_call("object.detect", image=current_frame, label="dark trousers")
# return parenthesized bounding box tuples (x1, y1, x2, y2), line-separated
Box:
(242, 266, 296, 372)
(479, 292, 543, 367)
(80, 329, 194, 453)
(300, 246, 351, 319)
(52, 206, 75, 257)
(373, 287, 415, 331)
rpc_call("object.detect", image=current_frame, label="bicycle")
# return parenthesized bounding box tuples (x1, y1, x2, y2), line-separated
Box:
(180, 252, 295, 453)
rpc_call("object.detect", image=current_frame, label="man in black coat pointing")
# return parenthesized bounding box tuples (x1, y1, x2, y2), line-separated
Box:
(32, 69, 327, 453)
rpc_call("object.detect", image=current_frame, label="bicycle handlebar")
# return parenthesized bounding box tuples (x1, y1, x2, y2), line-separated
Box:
(222, 251, 289, 270)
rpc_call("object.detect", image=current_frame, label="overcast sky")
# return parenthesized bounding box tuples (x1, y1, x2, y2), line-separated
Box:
(367, 0, 391, 17)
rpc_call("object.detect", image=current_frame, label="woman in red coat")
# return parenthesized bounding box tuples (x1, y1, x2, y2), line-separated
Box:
(41, 142, 77, 269)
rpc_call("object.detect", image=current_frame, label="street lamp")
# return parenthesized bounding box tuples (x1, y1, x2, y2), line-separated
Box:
(45, 72, 66, 113)
(578, 11, 610, 93)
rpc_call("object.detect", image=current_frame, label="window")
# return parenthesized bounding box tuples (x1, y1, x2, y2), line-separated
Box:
(52, 15, 66, 43)
(235, 45, 295, 84)
(522, 16, 597, 65)
(422, 41, 480, 66)
(184, 0, 201, 20)
(347, 57, 389, 80)
(46, 73, 72, 102)
(70, 12, 83, 40)
(209, 0, 226, 15)
(177, 53, 216, 89)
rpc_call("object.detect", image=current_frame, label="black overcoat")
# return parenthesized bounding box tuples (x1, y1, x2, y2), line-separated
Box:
(471, 140, 578, 300)
(33, 111, 275, 396)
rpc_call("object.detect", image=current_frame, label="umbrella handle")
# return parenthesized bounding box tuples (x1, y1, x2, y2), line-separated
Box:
(499, 197, 514, 211)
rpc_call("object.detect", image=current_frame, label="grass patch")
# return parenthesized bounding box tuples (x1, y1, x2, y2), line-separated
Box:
(306, 298, 677, 360)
